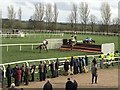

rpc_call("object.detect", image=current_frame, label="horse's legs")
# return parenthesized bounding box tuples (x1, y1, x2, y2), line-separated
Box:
(45, 46, 48, 52)
(39, 46, 42, 53)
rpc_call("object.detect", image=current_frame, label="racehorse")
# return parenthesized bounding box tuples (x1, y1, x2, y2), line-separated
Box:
(69, 39, 76, 50)
(36, 44, 48, 53)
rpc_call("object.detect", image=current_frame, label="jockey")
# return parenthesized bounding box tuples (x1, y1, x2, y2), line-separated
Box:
(85, 37, 89, 41)
(43, 40, 48, 46)
(89, 37, 92, 42)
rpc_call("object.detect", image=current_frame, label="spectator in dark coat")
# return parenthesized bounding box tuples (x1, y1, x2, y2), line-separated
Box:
(78, 57, 82, 73)
(43, 62, 47, 80)
(49, 61, 56, 78)
(73, 79, 78, 90)
(92, 58, 97, 66)
(30, 65, 35, 81)
(64, 60, 69, 76)
(13, 65, 18, 86)
(43, 80, 53, 90)
(70, 56, 74, 75)
(55, 58, 60, 77)
(73, 59, 78, 74)
(0, 67, 4, 88)
(24, 64, 29, 85)
(91, 64, 98, 84)
(65, 78, 74, 90)
(39, 61, 46, 81)
(85, 55, 88, 67)
(20, 64, 24, 83)
(6, 64, 12, 88)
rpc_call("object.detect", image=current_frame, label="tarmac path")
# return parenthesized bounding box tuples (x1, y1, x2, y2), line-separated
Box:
(17, 68, 118, 90)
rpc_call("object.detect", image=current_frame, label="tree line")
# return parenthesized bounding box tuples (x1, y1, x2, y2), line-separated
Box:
(2, 2, 120, 33)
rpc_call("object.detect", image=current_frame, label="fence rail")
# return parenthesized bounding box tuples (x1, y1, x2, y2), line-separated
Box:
(1, 33, 64, 38)
(0, 54, 101, 77)
(1, 54, 120, 78)
(0, 43, 41, 52)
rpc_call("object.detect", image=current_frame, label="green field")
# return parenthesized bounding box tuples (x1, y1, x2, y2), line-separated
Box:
(2, 33, 119, 63)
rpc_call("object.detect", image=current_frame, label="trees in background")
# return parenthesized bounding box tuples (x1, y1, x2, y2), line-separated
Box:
(68, 13, 74, 31)
(101, 2, 111, 33)
(53, 3, 59, 31)
(7, 5, 16, 30)
(18, 7, 22, 29)
(4, 2, 119, 33)
(79, 2, 90, 31)
(71, 3, 78, 31)
(89, 14, 97, 32)
(45, 3, 53, 30)
(32, 3, 44, 30)
(112, 17, 119, 33)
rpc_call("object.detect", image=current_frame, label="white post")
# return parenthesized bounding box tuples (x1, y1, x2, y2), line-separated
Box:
(3, 65, 6, 78)
(7, 45, 8, 52)
(26, 61, 29, 67)
(20, 44, 21, 51)
(32, 44, 33, 50)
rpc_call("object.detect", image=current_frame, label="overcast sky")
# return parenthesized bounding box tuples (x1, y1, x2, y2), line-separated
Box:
(1, 0, 119, 23)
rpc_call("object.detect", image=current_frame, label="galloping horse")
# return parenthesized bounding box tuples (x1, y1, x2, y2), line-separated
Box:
(36, 40, 48, 53)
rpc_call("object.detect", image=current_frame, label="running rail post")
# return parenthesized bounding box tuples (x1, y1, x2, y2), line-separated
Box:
(2, 65, 6, 78)
(32, 44, 33, 50)
(7, 45, 8, 52)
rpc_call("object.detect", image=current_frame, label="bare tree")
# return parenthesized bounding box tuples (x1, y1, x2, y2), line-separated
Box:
(101, 2, 111, 33)
(79, 2, 90, 31)
(7, 5, 16, 29)
(112, 17, 119, 33)
(53, 3, 58, 30)
(18, 7, 22, 29)
(89, 14, 97, 32)
(32, 3, 44, 31)
(68, 13, 74, 30)
(45, 3, 53, 30)
(34, 3, 44, 21)
(71, 3, 78, 31)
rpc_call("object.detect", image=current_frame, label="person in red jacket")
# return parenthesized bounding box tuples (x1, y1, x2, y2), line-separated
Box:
(17, 67, 22, 86)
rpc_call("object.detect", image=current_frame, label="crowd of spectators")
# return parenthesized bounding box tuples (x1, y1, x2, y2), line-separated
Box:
(3, 55, 90, 89)
(0, 51, 119, 89)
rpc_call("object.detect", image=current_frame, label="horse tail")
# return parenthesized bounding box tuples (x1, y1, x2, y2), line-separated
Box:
(36, 46, 39, 49)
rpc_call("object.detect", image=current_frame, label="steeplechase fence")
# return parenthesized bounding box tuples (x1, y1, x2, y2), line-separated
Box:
(1, 38, 63, 52)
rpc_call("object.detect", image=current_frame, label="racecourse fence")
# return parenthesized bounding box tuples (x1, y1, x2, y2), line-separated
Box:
(1, 33, 64, 38)
(0, 54, 120, 78)
(23, 30, 120, 36)
(0, 43, 41, 52)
